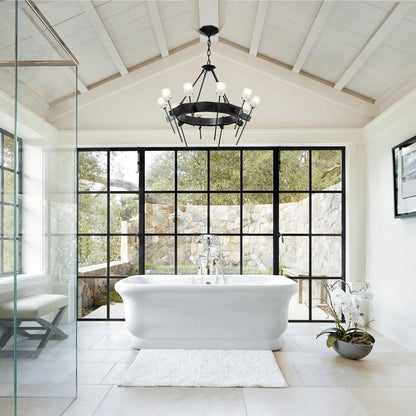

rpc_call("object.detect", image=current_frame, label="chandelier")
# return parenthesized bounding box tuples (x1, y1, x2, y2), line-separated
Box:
(158, 26, 260, 147)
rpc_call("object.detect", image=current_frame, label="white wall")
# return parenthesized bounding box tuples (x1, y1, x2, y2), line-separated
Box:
(364, 91, 416, 351)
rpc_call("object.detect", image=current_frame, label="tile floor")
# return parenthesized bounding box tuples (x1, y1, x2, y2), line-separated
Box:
(56, 321, 416, 416)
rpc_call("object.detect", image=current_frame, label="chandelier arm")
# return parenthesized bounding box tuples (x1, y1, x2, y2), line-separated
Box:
(196, 70, 207, 103)
(235, 108, 253, 146)
(164, 108, 176, 134)
(213, 96, 221, 141)
(210, 69, 229, 104)
(179, 123, 188, 147)
(218, 126, 223, 148)
(168, 101, 183, 143)
(199, 125, 202, 140)
(235, 99, 245, 129)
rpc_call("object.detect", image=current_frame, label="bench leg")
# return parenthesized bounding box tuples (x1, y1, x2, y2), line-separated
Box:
(0, 324, 14, 349)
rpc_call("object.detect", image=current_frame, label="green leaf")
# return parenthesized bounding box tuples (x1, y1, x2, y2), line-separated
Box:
(326, 335, 338, 348)
(316, 328, 340, 339)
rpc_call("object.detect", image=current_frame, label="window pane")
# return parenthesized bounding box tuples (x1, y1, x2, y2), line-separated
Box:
(110, 151, 139, 191)
(210, 193, 240, 234)
(243, 236, 273, 274)
(311, 279, 339, 320)
(78, 194, 107, 234)
(3, 170, 14, 203)
(279, 193, 309, 234)
(145, 236, 174, 274)
(243, 150, 273, 190)
(3, 240, 14, 273)
(78, 278, 107, 319)
(312, 236, 342, 277)
(279, 150, 309, 191)
(145, 193, 174, 233)
(178, 193, 207, 234)
(110, 236, 139, 276)
(145, 151, 175, 191)
(78, 236, 107, 276)
(243, 194, 273, 233)
(78, 151, 107, 191)
(312, 193, 342, 234)
(110, 194, 139, 234)
(312, 150, 342, 191)
(110, 278, 125, 319)
(288, 279, 309, 320)
(210, 150, 240, 191)
(220, 236, 240, 274)
(177, 236, 197, 274)
(177, 150, 207, 191)
(280, 236, 309, 276)
(3, 205, 14, 237)
(3, 135, 14, 168)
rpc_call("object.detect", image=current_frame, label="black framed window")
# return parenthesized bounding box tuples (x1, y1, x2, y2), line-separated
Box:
(77, 147, 345, 322)
(0, 128, 22, 277)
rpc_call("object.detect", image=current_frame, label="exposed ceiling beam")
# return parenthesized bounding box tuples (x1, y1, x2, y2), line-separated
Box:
(17, 9, 88, 93)
(198, 0, 219, 42)
(334, 2, 412, 91)
(146, 1, 169, 58)
(80, 0, 128, 76)
(293, 1, 334, 73)
(249, 0, 269, 56)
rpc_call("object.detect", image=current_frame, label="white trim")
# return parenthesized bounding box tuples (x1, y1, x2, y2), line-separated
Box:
(146, 1, 169, 58)
(334, 2, 412, 91)
(249, 0, 269, 57)
(293, 1, 334, 74)
(80, 0, 128, 76)
(199, 0, 219, 42)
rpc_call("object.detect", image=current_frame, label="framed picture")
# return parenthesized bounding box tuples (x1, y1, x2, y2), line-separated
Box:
(392, 135, 416, 218)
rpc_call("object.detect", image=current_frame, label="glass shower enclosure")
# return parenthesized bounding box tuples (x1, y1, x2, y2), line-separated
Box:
(0, 1, 78, 415)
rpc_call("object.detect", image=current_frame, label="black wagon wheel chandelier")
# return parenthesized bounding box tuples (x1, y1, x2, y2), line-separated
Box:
(158, 25, 260, 147)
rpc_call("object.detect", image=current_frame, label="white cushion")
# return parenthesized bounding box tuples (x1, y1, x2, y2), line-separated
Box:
(0, 294, 68, 319)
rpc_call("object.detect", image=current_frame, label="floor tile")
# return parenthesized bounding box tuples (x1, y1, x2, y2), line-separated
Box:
(62, 385, 112, 416)
(102, 350, 139, 363)
(243, 387, 369, 416)
(92, 386, 247, 416)
(77, 350, 111, 363)
(89, 333, 133, 351)
(101, 363, 130, 385)
(77, 362, 115, 385)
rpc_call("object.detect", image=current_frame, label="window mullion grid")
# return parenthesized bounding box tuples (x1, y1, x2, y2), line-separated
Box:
(240, 149, 243, 275)
(139, 150, 145, 275)
(106, 150, 110, 319)
(274, 149, 280, 275)
(207, 151, 211, 235)
(1, 132, 4, 274)
(308, 149, 313, 321)
(174, 150, 178, 275)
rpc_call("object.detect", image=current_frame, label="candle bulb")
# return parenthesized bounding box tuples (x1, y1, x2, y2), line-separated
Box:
(241, 88, 252, 101)
(161, 88, 172, 100)
(251, 96, 261, 108)
(158, 97, 167, 109)
(216, 82, 226, 96)
(183, 82, 193, 97)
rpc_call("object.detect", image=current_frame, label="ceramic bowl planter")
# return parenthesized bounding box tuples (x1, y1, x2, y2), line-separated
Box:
(332, 339, 373, 360)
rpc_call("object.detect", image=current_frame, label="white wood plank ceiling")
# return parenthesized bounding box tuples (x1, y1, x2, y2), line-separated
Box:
(2, 0, 416, 116)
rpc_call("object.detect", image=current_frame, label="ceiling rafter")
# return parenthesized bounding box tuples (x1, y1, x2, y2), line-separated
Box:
(198, 0, 219, 42)
(334, 2, 412, 91)
(249, 0, 269, 56)
(80, 0, 128, 76)
(19, 8, 88, 93)
(146, 0, 169, 58)
(292, 1, 334, 74)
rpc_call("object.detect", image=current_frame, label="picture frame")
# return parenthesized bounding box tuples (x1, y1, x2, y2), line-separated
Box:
(392, 135, 416, 218)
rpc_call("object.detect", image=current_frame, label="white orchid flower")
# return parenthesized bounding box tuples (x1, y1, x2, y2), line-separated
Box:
(330, 288, 345, 306)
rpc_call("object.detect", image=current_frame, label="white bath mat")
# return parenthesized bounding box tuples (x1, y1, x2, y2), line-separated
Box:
(120, 349, 287, 388)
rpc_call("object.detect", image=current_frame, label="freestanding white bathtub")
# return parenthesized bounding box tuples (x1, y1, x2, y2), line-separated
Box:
(115, 275, 298, 350)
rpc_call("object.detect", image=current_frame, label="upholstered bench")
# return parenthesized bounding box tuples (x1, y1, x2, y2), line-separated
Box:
(0, 294, 69, 358)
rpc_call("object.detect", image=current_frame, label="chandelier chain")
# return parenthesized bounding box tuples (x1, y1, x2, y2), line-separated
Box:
(206, 36, 211, 65)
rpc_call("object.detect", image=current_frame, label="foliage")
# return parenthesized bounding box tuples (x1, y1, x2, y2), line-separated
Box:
(96, 289, 123, 307)
(316, 280, 375, 346)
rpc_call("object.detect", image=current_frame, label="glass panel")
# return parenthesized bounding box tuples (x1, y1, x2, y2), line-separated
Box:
(110, 151, 139, 191)
(110, 236, 139, 276)
(243, 193, 273, 233)
(312, 193, 342, 234)
(177, 236, 198, 274)
(210, 150, 240, 191)
(219, 236, 240, 274)
(279, 193, 309, 234)
(3, 205, 14, 237)
(3, 170, 14, 203)
(279, 150, 309, 191)
(177, 150, 207, 191)
(178, 193, 207, 234)
(3, 135, 14, 169)
(243, 150, 273, 190)
(243, 236, 273, 274)
(279, 236, 309, 276)
(110, 194, 139, 234)
(145, 151, 175, 191)
(210, 193, 240, 234)
(312, 150, 342, 191)
(145, 236, 174, 274)
(288, 279, 310, 320)
(110, 278, 125, 319)
(312, 279, 339, 320)
(79, 278, 108, 319)
(78, 236, 107, 276)
(78, 194, 107, 234)
(3, 240, 14, 273)
(145, 193, 174, 234)
(312, 236, 342, 277)
(78, 151, 107, 191)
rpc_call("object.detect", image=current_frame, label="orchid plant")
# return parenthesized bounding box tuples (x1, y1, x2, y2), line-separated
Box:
(316, 280, 375, 347)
